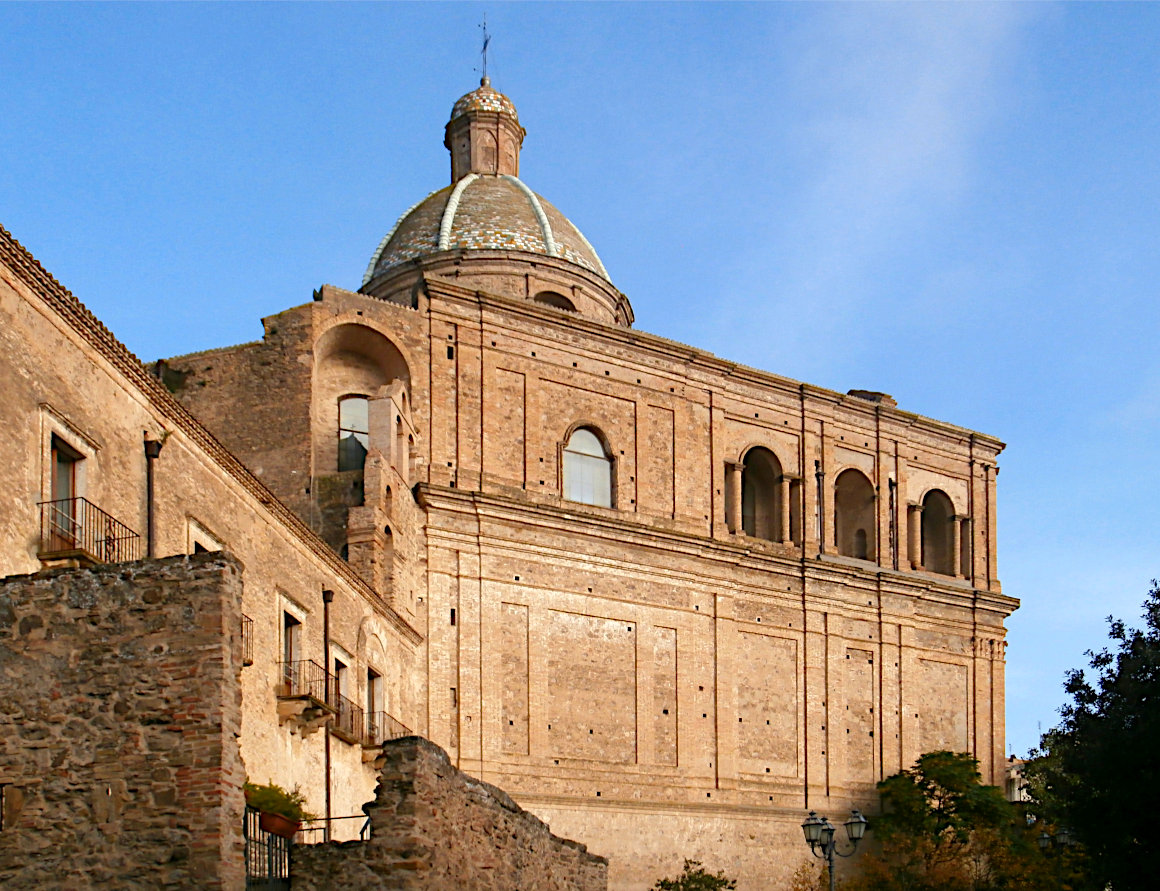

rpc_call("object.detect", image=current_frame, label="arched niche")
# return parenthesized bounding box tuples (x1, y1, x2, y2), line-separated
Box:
(921, 489, 955, 575)
(834, 468, 876, 560)
(741, 446, 782, 542)
(312, 323, 411, 474)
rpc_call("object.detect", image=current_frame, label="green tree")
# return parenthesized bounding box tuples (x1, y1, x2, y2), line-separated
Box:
(844, 751, 1082, 891)
(652, 859, 737, 891)
(1023, 581, 1160, 891)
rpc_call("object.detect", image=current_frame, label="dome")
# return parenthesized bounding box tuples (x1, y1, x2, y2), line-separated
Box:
(361, 79, 619, 311)
(362, 174, 611, 286)
(451, 77, 520, 124)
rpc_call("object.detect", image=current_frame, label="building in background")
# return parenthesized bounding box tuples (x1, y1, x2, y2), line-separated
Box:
(0, 79, 1016, 889)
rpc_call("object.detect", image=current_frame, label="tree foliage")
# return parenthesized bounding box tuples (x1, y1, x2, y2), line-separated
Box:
(1024, 581, 1160, 891)
(844, 751, 1085, 891)
(652, 859, 737, 891)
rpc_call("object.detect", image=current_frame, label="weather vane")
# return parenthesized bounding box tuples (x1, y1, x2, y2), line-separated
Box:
(479, 15, 491, 82)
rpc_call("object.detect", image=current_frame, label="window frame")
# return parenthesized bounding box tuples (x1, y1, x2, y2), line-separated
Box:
(337, 394, 371, 472)
(561, 425, 614, 508)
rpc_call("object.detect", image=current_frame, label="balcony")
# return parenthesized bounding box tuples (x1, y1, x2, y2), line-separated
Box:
(361, 710, 412, 764)
(37, 497, 142, 566)
(275, 660, 336, 736)
(330, 691, 364, 745)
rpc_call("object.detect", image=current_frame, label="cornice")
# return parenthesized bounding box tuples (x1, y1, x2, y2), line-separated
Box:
(415, 483, 1014, 615)
(419, 276, 1005, 453)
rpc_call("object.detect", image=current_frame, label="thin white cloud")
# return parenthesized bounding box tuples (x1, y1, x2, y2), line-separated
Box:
(727, 4, 1043, 373)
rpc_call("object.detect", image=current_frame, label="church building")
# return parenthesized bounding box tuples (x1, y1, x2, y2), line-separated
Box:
(0, 77, 1016, 889)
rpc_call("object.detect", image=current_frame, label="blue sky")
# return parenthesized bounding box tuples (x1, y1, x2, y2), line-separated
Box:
(3, 2, 1158, 758)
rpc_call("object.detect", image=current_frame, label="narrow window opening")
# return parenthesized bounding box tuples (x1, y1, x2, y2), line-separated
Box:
(337, 395, 369, 471)
(450, 608, 457, 626)
(47, 436, 83, 550)
(282, 612, 301, 689)
(366, 668, 382, 720)
(333, 657, 348, 705)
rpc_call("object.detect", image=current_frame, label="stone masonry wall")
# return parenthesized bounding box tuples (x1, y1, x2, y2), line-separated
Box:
(291, 736, 608, 891)
(0, 553, 245, 890)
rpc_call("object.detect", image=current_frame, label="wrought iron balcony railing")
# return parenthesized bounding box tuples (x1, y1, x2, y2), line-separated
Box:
(365, 710, 411, 747)
(331, 690, 364, 744)
(277, 660, 333, 705)
(37, 497, 142, 565)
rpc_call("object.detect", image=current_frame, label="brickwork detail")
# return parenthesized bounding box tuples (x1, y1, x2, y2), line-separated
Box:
(0, 554, 245, 889)
(291, 736, 608, 891)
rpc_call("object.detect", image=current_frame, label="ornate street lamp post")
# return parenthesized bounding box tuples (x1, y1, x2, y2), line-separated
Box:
(1037, 826, 1075, 850)
(801, 809, 867, 891)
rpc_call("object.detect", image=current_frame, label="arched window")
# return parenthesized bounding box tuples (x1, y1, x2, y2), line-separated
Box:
(534, 291, 576, 312)
(921, 490, 955, 575)
(563, 427, 612, 507)
(337, 395, 369, 471)
(834, 469, 876, 560)
(741, 447, 782, 541)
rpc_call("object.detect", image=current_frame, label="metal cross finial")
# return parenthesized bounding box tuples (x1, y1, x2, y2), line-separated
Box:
(479, 15, 491, 83)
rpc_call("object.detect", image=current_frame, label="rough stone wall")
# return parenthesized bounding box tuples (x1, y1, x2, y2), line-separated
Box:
(292, 736, 607, 891)
(0, 553, 245, 890)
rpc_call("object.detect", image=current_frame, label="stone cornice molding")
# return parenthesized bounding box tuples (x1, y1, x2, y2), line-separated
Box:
(418, 275, 1005, 452)
(415, 482, 1018, 615)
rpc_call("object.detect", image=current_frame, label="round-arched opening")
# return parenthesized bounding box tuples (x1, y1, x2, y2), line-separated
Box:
(834, 469, 876, 561)
(563, 426, 612, 508)
(312, 324, 411, 474)
(741, 447, 783, 542)
(922, 489, 955, 575)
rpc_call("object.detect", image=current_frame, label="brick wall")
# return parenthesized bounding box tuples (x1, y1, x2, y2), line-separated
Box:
(291, 736, 608, 891)
(0, 553, 245, 890)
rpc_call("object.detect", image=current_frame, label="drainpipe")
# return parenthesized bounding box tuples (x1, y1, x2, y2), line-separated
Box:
(144, 436, 164, 558)
(322, 588, 334, 842)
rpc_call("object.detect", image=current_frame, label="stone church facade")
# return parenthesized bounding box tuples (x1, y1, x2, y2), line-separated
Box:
(0, 78, 1015, 889)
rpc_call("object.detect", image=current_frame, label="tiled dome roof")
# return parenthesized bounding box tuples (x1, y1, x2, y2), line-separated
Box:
(362, 174, 610, 285)
(451, 77, 519, 123)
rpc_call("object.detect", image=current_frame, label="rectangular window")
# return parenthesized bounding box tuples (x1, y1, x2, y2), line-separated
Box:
(367, 668, 382, 716)
(51, 435, 81, 502)
(283, 613, 301, 668)
(333, 657, 347, 703)
(338, 396, 370, 472)
(47, 436, 83, 550)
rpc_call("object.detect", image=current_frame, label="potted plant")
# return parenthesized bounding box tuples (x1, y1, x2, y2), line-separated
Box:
(243, 780, 316, 839)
